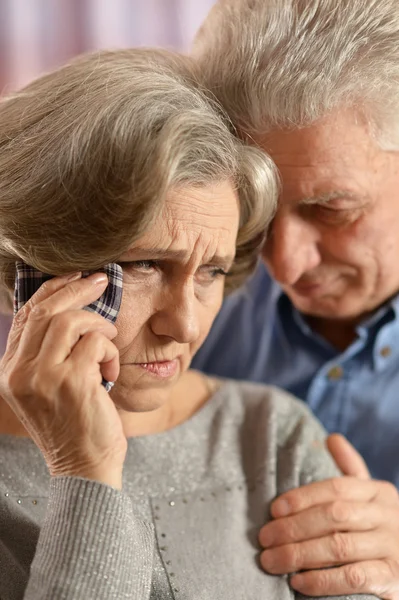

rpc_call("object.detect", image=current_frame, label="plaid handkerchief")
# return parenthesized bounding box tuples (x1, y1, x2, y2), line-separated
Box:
(14, 262, 123, 391)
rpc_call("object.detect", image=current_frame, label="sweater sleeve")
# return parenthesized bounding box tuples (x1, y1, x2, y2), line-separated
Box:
(23, 477, 154, 600)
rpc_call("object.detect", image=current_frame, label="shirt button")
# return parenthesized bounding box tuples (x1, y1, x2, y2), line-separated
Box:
(380, 346, 392, 358)
(327, 365, 343, 380)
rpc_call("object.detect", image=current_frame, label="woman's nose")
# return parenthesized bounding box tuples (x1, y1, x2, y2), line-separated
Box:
(150, 284, 200, 344)
(263, 212, 321, 285)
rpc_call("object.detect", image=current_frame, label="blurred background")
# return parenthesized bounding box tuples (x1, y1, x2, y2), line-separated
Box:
(0, 0, 216, 352)
(0, 0, 216, 92)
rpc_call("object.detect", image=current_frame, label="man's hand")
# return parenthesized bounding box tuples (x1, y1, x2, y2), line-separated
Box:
(258, 434, 399, 599)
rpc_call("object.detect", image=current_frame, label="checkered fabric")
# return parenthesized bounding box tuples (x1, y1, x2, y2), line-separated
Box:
(14, 262, 123, 392)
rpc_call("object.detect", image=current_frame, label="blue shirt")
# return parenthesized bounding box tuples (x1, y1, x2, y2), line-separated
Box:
(192, 262, 399, 487)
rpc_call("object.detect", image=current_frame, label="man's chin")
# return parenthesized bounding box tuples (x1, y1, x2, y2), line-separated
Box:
(288, 293, 364, 321)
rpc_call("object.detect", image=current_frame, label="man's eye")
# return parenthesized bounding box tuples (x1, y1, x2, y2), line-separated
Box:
(310, 205, 359, 225)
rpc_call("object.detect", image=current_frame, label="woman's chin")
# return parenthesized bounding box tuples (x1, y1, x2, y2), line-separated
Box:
(110, 384, 172, 413)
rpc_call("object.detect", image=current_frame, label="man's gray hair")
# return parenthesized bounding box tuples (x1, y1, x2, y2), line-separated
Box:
(193, 0, 399, 149)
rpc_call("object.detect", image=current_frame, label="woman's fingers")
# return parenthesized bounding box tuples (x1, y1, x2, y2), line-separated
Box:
(69, 331, 120, 384)
(15, 273, 109, 361)
(0, 269, 126, 488)
(38, 310, 117, 367)
(5, 272, 82, 357)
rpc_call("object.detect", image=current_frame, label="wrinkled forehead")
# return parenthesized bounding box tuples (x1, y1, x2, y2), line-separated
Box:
(161, 181, 239, 223)
(258, 109, 379, 167)
(256, 111, 384, 201)
(128, 182, 240, 262)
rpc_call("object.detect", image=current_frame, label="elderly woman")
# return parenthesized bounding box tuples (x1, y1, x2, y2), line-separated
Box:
(0, 50, 377, 600)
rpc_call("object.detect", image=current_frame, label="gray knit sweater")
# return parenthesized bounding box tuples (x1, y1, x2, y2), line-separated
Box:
(0, 380, 378, 600)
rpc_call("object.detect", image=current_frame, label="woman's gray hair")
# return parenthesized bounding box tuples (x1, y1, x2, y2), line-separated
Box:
(193, 0, 399, 149)
(0, 48, 278, 310)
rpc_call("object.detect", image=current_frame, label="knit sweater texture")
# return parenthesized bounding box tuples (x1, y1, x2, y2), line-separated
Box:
(0, 379, 379, 600)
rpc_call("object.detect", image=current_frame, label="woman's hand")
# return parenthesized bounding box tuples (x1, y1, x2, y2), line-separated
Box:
(0, 272, 127, 489)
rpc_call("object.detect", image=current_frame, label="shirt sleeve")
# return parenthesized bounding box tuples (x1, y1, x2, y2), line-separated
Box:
(23, 477, 154, 600)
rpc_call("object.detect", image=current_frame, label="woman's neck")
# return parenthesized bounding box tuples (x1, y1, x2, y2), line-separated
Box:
(119, 370, 218, 438)
(0, 370, 218, 439)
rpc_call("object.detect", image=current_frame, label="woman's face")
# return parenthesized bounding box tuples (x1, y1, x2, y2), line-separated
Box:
(110, 181, 239, 412)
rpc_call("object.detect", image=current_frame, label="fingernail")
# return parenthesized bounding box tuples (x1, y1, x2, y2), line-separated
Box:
(89, 272, 108, 285)
(65, 272, 81, 281)
(272, 499, 291, 517)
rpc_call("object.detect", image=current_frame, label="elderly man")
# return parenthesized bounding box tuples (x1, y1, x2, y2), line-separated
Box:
(192, 0, 399, 598)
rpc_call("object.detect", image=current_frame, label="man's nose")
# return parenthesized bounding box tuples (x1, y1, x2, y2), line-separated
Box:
(150, 283, 200, 344)
(263, 211, 321, 285)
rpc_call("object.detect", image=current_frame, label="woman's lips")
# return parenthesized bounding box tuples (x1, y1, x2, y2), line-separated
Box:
(135, 359, 179, 378)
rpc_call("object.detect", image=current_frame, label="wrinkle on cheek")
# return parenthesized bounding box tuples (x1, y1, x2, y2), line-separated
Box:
(113, 288, 154, 356)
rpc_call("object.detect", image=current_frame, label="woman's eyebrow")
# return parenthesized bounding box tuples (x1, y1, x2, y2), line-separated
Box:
(121, 248, 235, 266)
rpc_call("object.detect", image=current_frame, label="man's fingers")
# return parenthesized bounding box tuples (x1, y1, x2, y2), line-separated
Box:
(260, 530, 391, 574)
(271, 477, 399, 518)
(260, 500, 388, 548)
(327, 433, 370, 479)
(290, 560, 398, 599)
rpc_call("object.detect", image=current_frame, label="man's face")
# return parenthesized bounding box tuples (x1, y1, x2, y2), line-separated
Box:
(260, 110, 399, 321)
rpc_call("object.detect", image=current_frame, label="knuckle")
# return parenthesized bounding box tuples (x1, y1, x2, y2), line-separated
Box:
(283, 544, 301, 569)
(330, 532, 352, 561)
(80, 331, 107, 350)
(283, 517, 302, 542)
(29, 302, 50, 320)
(58, 370, 79, 395)
(85, 331, 105, 344)
(30, 278, 57, 304)
(60, 283, 80, 302)
(302, 569, 330, 596)
(13, 304, 29, 326)
(30, 369, 53, 399)
(37, 279, 53, 295)
(344, 564, 367, 590)
(329, 500, 351, 524)
(6, 366, 26, 397)
(50, 311, 73, 331)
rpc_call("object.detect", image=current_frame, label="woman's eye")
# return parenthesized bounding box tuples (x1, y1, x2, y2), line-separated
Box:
(211, 268, 228, 278)
(118, 260, 157, 272)
(198, 266, 229, 283)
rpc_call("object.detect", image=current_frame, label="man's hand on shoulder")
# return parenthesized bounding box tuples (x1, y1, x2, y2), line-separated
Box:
(258, 434, 399, 599)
